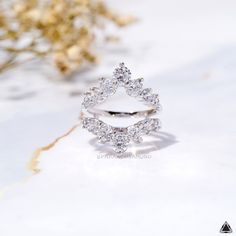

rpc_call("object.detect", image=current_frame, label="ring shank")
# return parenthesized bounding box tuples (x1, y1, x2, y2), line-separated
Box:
(87, 107, 157, 118)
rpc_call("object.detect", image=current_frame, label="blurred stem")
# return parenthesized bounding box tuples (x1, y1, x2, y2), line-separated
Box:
(0, 55, 17, 73)
(0, 55, 35, 74)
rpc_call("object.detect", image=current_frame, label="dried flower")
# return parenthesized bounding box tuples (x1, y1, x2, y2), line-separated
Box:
(0, 0, 135, 77)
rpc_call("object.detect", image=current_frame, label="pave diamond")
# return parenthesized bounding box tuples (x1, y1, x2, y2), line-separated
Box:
(127, 126, 143, 143)
(139, 88, 152, 100)
(83, 63, 160, 109)
(81, 63, 161, 154)
(82, 92, 95, 108)
(100, 78, 118, 96)
(82, 118, 161, 154)
(88, 87, 106, 104)
(135, 118, 161, 134)
(83, 118, 113, 143)
(146, 94, 159, 107)
(111, 128, 130, 154)
(82, 118, 100, 134)
(151, 118, 161, 131)
(126, 78, 143, 97)
(113, 145, 127, 154)
(113, 62, 131, 86)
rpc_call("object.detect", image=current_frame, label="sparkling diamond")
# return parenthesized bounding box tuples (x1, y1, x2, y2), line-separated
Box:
(113, 145, 127, 154)
(126, 78, 143, 96)
(151, 118, 161, 131)
(90, 87, 100, 93)
(98, 134, 110, 143)
(100, 78, 117, 96)
(112, 129, 130, 143)
(97, 123, 112, 140)
(82, 118, 100, 134)
(112, 128, 130, 154)
(138, 118, 161, 133)
(90, 120, 100, 133)
(82, 92, 95, 108)
(82, 117, 91, 129)
(135, 118, 152, 134)
(82, 63, 162, 154)
(144, 119, 154, 134)
(146, 94, 159, 107)
(97, 91, 107, 103)
(136, 121, 144, 131)
(139, 88, 152, 100)
(127, 126, 143, 143)
(113, 63, 131, 86)
(89, 87, 106, 103)
(88, 86, 106, 103)
(133, 135, 143, 143)
(82, 117, 96, 132)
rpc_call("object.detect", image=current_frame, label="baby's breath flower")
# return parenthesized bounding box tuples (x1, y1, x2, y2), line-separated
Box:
(0, 0, 135, 78)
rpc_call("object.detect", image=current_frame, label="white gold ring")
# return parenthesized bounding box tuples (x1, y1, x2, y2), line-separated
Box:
(81, 63, 161, 154)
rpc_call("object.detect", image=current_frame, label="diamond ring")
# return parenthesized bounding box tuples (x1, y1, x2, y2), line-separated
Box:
(81, 63, 161, 154)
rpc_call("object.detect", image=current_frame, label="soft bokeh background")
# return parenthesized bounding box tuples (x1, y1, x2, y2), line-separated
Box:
(0, 0, 236, 235)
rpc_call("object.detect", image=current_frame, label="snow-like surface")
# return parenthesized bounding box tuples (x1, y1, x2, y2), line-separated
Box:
(0, 0, 236, 235)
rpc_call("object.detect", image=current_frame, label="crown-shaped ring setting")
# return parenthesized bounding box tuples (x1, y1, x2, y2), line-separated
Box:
(81, 63, 161, 154)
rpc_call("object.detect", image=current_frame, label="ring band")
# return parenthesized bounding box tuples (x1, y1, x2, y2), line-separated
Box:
(87, 107, 157, 118)
(81, 63, 161, 154)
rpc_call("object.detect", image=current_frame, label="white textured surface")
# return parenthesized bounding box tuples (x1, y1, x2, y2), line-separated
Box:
(0, 0, 236, 235)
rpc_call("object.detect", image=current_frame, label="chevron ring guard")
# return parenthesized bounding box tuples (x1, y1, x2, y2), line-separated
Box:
(81, 63, 161, 154)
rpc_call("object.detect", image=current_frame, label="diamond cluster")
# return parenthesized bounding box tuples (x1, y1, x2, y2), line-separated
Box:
(81, 63, 161, 154)
(82, 117, 161, 154)
(82, 63, 160, 110)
